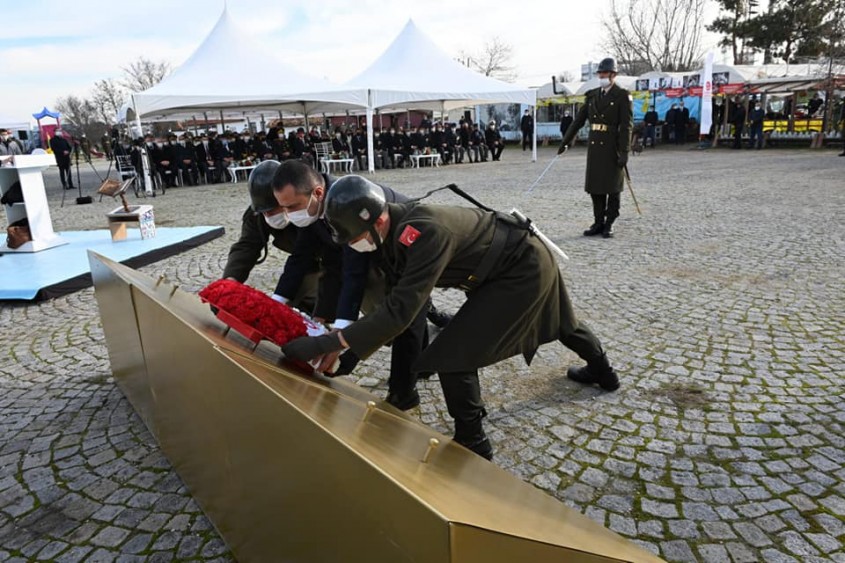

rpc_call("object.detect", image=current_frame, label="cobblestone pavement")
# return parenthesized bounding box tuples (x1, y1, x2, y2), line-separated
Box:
(1, 145, 843, 562)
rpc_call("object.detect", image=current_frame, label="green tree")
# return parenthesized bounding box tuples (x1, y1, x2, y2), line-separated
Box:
(707, 0, 759, 64)
(710, 0, 837, 65)
(746, 0, 831, 63)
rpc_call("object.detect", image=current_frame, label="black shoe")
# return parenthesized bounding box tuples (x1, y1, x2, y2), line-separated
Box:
(839, 152, 845, 156)
(602, 224, 614, 238)
(454, 416, 493, 460)
(583, 223, 604, 236)
(426, 305, 453, 328)
(567, 354, 620, 391)
(454, 435, 493, 460)
(385, 389, 420, 410)
(416, 370, 434, 380)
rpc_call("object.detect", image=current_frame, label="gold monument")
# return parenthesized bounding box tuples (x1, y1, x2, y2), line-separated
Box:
(88, 251, 664, 563)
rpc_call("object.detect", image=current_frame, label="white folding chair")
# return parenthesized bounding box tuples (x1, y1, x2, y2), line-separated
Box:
(314, 142, 332, 173)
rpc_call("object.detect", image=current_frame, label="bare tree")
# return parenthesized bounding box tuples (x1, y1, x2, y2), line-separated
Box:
(601, 0, 706, 73)
(463, 37, 517, 82)
(558, 70, 576, 82)
(55, 95, 105, 140)
(121, 56, 171, 93)
(91, 79, 125, 125)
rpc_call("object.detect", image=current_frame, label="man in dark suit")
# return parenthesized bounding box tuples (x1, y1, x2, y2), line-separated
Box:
(643, 106, 659, 147)
(520, 109, 534, 151)
(351, 127, 368, 171)
(559, 110, 573, 141)
(49, 130, 74, 190)
(674, 100, 689, 145)
(270, 161, 431, 408)
(730, 97, 746, 149)
(559, 57, 632, 239)
(485, 121, 504, 161)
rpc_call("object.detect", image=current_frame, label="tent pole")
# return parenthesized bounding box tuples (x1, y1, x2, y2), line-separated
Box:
(132, 94, 154, 196)
(366, 91, 375, 174)
(219, 110, 225, 134)
(260, 114, 266, 132)
(531, 104, 537, 162)
(303, 103, 309, 131)
(441, 100, 446, 125)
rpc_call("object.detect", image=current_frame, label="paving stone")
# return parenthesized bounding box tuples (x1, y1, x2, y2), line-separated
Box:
(660, 539, 695, 561)
(702, 521, 737, 540)
(90, 525, 131, 548)
(642, 498, 678, 519)
(734, 522, 772, 547)
(697, 543, 729, 563)
(667, 519, 699, 539)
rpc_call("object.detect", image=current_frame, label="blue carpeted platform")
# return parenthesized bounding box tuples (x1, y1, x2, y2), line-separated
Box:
(0, 226, 225, 301)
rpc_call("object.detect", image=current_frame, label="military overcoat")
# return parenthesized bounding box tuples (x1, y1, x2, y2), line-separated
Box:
(342, 203, 581, 373)
(561, 83, 633, 195)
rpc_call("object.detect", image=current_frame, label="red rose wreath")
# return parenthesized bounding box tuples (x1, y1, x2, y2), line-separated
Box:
(199, 279, 307, 346)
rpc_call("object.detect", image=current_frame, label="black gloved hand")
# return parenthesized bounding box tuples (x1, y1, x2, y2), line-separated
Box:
(557, 144, 569, 155)
(617, 152, 629, 167)
(281, 333, 345, 362)
(331, 350, 361, 377)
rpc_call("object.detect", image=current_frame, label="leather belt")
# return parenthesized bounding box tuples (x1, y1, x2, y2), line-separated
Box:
(459, 220, 508, 292)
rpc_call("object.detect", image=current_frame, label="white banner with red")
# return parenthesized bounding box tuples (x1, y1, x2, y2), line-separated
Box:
(700, 52, 714, 136)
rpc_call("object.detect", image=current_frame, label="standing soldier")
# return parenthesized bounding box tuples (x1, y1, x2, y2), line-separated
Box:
(559, 57, 632, 238)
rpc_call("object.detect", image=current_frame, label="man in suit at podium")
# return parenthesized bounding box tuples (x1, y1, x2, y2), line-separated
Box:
(49, 130, 74, 190)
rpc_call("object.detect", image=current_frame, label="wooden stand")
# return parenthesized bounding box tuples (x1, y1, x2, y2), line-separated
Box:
(0, 153, 68, 253)
(106, 204, 155, 242)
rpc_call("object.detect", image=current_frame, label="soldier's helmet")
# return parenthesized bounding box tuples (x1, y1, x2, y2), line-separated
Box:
(325, 175, 386, 244)
(248, 160, 281, 214)
(597, 57, 618, 73)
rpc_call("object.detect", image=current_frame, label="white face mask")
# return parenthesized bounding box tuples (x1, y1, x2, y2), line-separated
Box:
(598, 77, 611, 88)
(264, 212, 288, 229)
(285, 193, 319, 228)
(349, 234, 378, 253)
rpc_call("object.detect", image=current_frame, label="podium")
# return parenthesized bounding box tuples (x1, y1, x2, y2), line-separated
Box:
(1, 153, 67, 253)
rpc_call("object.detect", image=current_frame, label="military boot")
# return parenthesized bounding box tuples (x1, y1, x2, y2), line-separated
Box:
(386, 388, 420, 411)
(567, 353, 620, 391)
(454, 417, 493, 460)
(583, 222, 604, 236)
(601, 220, 615, 238)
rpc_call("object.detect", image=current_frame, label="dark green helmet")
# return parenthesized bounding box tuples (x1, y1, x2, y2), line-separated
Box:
(325, 175, 386, 244)
(597, 57, 618, 73)
(248, 160, 281, 213)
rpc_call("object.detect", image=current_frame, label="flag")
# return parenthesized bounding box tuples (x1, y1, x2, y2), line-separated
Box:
(700, 52, 714, 136)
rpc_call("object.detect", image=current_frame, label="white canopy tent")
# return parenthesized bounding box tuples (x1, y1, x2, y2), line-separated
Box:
(130, 8, 368, 130)
(348, 19, 538, 171)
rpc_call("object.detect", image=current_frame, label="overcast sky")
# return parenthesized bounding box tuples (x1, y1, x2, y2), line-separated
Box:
(0, 0, 725, 124)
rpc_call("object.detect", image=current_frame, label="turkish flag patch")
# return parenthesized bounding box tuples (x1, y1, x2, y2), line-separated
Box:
(398, 225, 421, 247)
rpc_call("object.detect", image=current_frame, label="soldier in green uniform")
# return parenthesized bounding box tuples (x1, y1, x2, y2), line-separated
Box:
(281, 176, 620, 460)
(559, 57, 633, 238)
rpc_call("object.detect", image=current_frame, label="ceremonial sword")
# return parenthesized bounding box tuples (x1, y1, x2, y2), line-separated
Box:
(623, 165, 643, 216)
(524, 153, 560, 194)
(510, 208, 569, 261)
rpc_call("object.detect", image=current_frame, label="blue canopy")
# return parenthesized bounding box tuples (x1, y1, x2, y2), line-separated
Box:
(32, 107, 60, 120)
